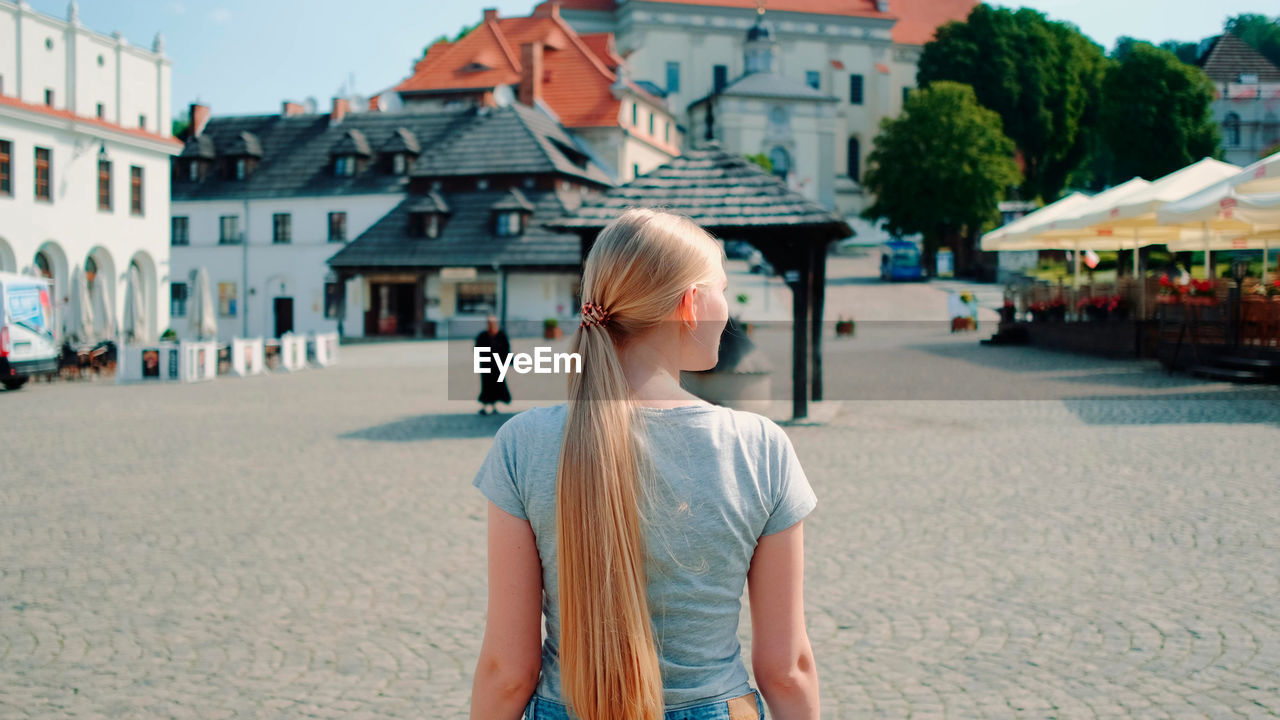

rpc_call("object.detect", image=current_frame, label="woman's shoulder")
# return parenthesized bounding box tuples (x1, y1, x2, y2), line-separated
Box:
(495, 403, 568, 440)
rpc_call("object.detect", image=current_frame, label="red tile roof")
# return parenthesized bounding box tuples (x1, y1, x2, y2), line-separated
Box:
(0, 94, 182, 148)
(548, 0, 975, 45)
(396, 10, 667, 132)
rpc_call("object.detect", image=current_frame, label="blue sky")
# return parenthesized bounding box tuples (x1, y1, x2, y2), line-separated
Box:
(29, 1, 1277, 120)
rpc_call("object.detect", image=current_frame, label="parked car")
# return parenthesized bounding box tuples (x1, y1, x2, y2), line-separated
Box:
(746, 249, 774, 275)
(879, 240, 926, 281)
(723, 240, 754, 260)
(0, 272, 59, 390)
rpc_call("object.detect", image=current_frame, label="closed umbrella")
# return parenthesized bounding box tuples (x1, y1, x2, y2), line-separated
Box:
(66, 266, 95, 346)
(91, 272, 116, 341)
(122, 264, 150, 343)
(189, 267, 217, 340)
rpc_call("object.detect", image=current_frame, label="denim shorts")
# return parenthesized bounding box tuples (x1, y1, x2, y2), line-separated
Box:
(525, 688, 765, 720)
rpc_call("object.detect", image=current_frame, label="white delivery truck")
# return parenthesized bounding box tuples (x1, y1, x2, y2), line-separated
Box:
(0, 271, 60, 390)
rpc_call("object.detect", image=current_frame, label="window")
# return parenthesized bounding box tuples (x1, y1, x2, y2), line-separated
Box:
(334, 155, 355, 177)
(129, 166, 143, 215)
(665, 121, 671, 143)
(96, 103, 105, 119)
(494, 211, 523, 237)
(35, 147, 51, 201)
(234, 158, 247, 180)
(171, 216, 189, 246)
(666, 61, 680, 93)
(0, 140, 10, 196)
(324, 282, 343, 319)
(328, 211, 347, 242)
(849, 74, 863, 104)
(713, 65, 728, 92)
(410, 212, 440, 239)
(219, 215, 241, 244)
(138, 114, 147, 130)
(631, 103, 638, 127)
(476, 178, 488, 190)
(847, 137, 860, 181)
(456, 281, 497, 314)
(392, 153, 407, 174)
(44, 88, 54, 106)
(170, 282, 188, 317)
(97, 160, 111, 210)
(188, 160, 200, 182)
(217, 282, 237, 317)
(769, 146, 790, 178)
(273, 213, 292, 244)
(806, 70, 820, 90)
(632, 163, 640, 179)
(1224, 113, 1241, 146)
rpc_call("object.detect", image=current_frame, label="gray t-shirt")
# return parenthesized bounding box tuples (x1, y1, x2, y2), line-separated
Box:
(471, 401, 817, 709)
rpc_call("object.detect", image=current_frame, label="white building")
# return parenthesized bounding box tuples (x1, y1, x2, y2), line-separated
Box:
(549, 0, 975, 238)
(171, 100, 613, 342)
(1195, 33, 1280, 167)
(0, 0, 178, 340)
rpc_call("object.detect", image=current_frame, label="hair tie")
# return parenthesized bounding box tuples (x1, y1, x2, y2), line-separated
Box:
(579, 301, 611, 329)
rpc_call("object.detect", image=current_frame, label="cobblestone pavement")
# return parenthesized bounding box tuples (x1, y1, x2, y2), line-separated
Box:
(3, 266, 1280, 718)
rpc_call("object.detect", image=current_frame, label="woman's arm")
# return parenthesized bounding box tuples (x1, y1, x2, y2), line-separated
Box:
(469, 501, 544, 720)
(747, 521, 820, 720)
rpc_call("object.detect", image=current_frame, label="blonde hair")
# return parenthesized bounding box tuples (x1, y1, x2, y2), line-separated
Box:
(556, 208, 724, 719)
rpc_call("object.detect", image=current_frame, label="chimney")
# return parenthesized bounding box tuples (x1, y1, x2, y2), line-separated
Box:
(483, 8, 498, 22)
(330, 96, 350, 126)
(533, 1, 560, 18)
(519, 41, 544, 106)
(282, 101, 305, 117)
(189, 102, 211, 137)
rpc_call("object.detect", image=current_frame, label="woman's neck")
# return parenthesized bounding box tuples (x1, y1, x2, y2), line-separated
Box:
(616, 330, 706, 408)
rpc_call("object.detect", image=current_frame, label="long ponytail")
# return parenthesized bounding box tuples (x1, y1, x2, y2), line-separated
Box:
(556, 208, 723, 719)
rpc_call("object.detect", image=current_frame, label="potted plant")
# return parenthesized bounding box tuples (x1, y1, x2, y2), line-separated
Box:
(1029, 301, 1048, 323)
(1048, 296, 1067, 321)
(543, 317, 563, 340)
(835, 316, 855, 337)
(1107, 294, 1130, 320)
(1157, 275, 1185, 303)
(1187, 279, 1216, 305)
(999, 299, 1017, 325)
(1268, 279, 1280, 300)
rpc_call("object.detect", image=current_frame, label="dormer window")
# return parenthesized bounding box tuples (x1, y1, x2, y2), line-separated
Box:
(406, 190, 450, 240)
(178, 133, 216, 183)
(392, 154, 407, 174)
(188, 161, 200, 182)
(490, 188, 535, 237)
(381, 128, 420, 176)
(331, 128, 372, 178)
(235, 157, 247, 180)
(220, 131, 263, 181)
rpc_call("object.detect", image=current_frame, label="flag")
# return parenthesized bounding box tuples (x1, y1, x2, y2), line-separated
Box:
(1083, 249, 1100, 269)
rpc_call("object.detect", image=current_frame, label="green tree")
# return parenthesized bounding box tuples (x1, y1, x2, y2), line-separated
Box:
(1226, 14, 1280, 67)
(418, 20, 481, 68)
(1098, 42, 1221, 181)
(861, 82, 1022, 275)
(1114, 36, 1198, 65)
(172, 118, 190, 141)
(917, 5, 1106, 203)
(744, 153, 772, 174)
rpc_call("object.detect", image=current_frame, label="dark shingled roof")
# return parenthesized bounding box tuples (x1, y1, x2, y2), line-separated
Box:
(546, 146, 851, 238)
(332, 128, 372, 157)
(1197, 33, 1280, 84)
(328, 189, 584, 269)
(173, 105, 611, 201)
(491, 188, 536, 212)
(382, 127, 421, 155)
(180, 134, 215, 159)
(225, 130, 264, 157)
(405, 190, 450, 214)
(411, 104, 613, 186)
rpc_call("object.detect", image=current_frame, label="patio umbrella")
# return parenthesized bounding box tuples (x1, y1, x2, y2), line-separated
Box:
(980, 192, 1091, 252)
(91, 272, 116, 341)
(66, 266, 95, 345)
(122, 264, 150, 343)
(1157, 177, 1280, 280)
(1230, 151, 1280, 195)
(189, 267, 217, 340)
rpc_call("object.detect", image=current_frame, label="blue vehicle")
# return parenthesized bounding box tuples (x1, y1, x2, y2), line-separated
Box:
(879, 240, 926, 281)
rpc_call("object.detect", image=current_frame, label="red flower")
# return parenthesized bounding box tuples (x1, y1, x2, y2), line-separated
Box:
(1159, 275, 1173, 287)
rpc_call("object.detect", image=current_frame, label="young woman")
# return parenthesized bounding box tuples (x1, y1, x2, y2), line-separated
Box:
(470, 208, 820, 719)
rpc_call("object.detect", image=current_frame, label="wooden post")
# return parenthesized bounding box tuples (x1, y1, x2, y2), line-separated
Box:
(810, 243, 826, 402)
(791, 249, 811, 420)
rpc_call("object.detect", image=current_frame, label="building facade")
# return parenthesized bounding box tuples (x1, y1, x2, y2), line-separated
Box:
(550, 0, 974, 240)
(394, 3, 681, 183)
(0, 0, 178, 340)
(1196, 33, 1280, 167)
(171, 100, 613, 342)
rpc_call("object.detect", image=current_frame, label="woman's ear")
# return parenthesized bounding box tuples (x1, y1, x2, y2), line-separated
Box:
(678, 284, 698, 325)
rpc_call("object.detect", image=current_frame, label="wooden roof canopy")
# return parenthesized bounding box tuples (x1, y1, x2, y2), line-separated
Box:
(547, 145, 852, 419)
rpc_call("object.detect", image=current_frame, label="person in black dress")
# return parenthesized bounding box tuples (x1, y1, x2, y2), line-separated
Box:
(475, 314, 512, 415)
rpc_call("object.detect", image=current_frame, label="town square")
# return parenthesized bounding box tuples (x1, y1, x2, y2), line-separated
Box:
(2, 0, 1280, 717)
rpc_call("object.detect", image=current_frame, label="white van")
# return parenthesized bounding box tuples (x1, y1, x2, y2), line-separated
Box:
(0, 271, 60, 390)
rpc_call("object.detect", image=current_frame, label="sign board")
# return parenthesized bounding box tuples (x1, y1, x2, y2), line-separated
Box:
(441, 267, 477, 280)
(936, 248, 954, 278)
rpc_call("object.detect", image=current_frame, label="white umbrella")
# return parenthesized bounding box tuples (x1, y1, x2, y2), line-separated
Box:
(91, 272, 116, 341)
(980, 192, 1092, 251)
(1158, 180, 1280, 280)
(66, 266, 95, 345)
(122, 264, 150, 343)
(189, 267, 217, 340)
